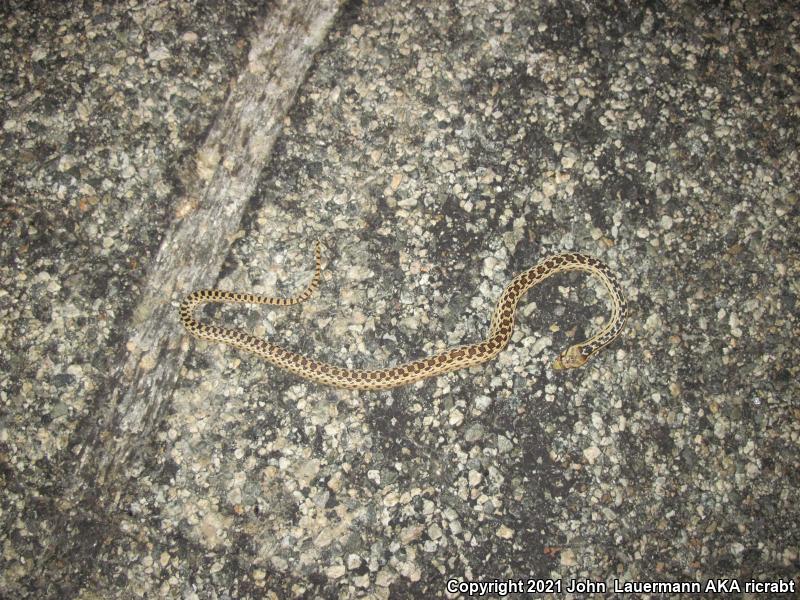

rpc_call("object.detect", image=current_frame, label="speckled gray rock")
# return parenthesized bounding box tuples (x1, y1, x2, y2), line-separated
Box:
(1, 1, 798, 598)
(0, 0, 342, 597)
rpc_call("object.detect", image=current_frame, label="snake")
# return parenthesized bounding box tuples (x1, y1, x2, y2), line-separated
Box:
(179, 242, 627, 390)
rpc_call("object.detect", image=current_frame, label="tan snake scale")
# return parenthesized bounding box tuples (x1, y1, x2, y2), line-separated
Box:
(180, 242, 627, 390)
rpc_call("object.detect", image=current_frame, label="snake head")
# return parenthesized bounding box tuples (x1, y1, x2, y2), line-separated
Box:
(553, 345, 589, 370)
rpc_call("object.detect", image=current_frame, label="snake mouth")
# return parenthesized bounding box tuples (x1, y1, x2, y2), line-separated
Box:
(552, 346, 588, 370)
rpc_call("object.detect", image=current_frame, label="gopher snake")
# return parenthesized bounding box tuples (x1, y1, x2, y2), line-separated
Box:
(179, 243, 627, 390)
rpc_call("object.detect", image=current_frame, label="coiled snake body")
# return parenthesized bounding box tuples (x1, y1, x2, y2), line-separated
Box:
(180, 243, 627, 390)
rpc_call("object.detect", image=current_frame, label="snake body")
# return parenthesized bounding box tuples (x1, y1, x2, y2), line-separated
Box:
(180, 243, 627, 390)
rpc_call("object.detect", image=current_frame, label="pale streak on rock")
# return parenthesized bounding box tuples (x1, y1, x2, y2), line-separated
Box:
(72, 0, 343, 495)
